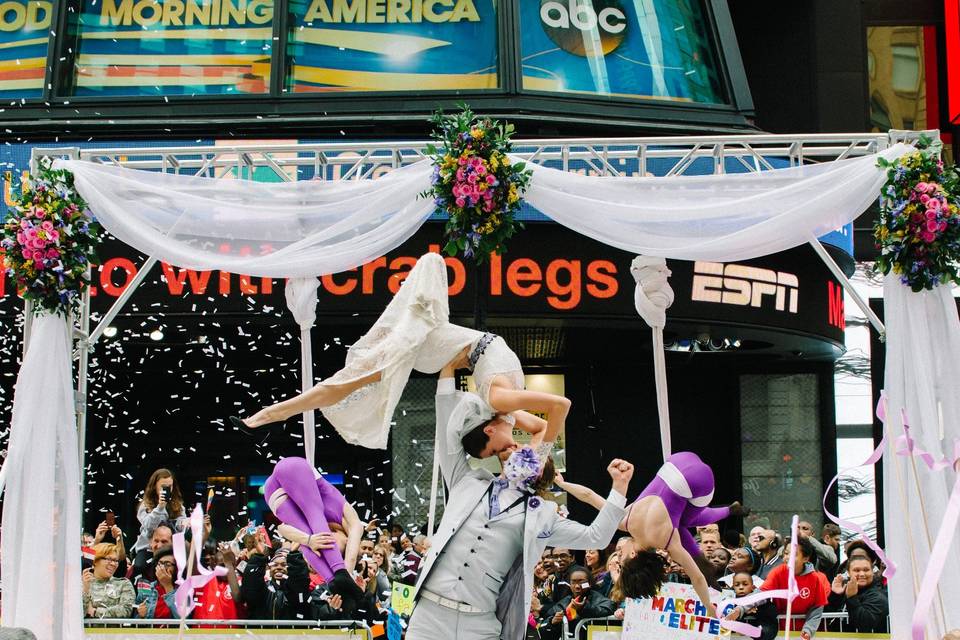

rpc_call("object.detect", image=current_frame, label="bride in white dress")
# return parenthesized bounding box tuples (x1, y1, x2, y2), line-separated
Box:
(231, 252, 570, 450)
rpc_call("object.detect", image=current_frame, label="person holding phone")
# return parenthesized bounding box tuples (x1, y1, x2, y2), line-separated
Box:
(93, 512, 127, 578)
(133, 469, 188, 577)
(538, 566, 616, 640)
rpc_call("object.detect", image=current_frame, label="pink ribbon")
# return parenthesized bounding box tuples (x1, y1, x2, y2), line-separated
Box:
(820, 395, 896, 579)
(172, 504, 226, 616)
(830, 391, 960, 640)
(716, 519, 801, 638)
(882, 396, 960, 640)
(910, 473, 960, 640)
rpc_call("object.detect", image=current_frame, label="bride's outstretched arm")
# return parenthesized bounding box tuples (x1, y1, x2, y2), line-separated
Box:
(487, 384, 570, 447)
(554, 472, 607, 511)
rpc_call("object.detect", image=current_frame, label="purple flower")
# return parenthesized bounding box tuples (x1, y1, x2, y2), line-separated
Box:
(504, 446, 542, 490)
(529, 497, 542, 510)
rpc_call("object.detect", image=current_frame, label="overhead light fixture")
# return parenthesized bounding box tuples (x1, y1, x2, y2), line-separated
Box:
(103, 326, 117, 338)
(149, 329, 164, 341)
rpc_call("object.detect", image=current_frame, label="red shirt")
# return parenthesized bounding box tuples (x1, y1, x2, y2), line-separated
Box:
(153, 584, 171, 619)
(193, 577, 245, 626)
(761, 564, 831, 631)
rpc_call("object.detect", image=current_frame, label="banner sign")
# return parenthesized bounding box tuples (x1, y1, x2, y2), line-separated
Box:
(71, 0, 275, 96)
(390, 581, 416, 616)
(622, 583, 731, 639)
(285, 0, 498, 93)
(0, 0, 50, 98)
(518, 0, 726, 104)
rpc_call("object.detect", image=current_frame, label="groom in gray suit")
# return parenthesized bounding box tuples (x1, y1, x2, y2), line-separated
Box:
(405, 360, 633, 640)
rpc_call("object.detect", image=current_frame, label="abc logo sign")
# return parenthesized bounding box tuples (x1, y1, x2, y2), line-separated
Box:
(539, 0, 628, 57)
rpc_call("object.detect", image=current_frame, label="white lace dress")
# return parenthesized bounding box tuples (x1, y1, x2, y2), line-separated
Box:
(320, 252, 524, 449)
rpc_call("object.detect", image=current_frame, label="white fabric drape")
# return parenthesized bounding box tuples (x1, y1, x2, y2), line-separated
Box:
(56, 144, 909, 277)
(284, 277, 322, 465)
(881, 274, 960, 639)
(55, 159, 436, 278)
(523, 143, 911, 261)
(1, 315, 82, 640)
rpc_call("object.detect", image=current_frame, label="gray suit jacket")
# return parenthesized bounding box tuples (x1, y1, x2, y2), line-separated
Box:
(414, 379, 627, 640)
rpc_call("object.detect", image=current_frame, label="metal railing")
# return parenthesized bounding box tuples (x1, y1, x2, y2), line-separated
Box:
(564, 612, 890, 639)
(34, 130, 935, 183)
(83, 618, 373, 638)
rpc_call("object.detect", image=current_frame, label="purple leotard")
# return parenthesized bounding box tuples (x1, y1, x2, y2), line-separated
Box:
(263, 456, 348, 580)
(632, 451, 730, 557)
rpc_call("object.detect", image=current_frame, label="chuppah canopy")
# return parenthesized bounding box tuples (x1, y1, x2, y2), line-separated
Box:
(2, 132, 957, 640)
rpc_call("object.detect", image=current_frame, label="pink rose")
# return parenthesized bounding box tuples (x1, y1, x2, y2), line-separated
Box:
(920, 194, 930, 204)
(927, 220, 939, 232)
(456, 168, 465, 180)
(16, 231, 24, 244)
(455, 197, 466, 208)
(458, 157, 467, 166)
(41, 220, 54, 232)
(21, 249, 30, 259)
(916, 182, 928, 192)
(929, 199, 941, 211)
(49, 230, 59, 242)
(922, 230, 936, 243)
(939, 222, 948, 231)
(20, 219, 29, 229)
(467, 173, 478, 184)
(45, 248, 59, 259)
(31, 250, 43, 261)
(31, 237, 45, 249)
(485, 174, 496, 185)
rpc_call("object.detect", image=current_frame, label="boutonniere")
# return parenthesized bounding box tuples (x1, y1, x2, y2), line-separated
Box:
(528, 497, 542, 510)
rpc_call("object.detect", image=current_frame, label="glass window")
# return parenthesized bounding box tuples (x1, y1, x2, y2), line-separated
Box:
(0, 0, 52, 99)
(518, 0, 725, 104)
(68, 0, 274, 96)
(867, 26, 928, 131)
(284, 0, 498, 93)
(740, 373, 823, 533)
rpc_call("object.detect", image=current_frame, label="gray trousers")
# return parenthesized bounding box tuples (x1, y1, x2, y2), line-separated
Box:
(406, 597, 502, 640)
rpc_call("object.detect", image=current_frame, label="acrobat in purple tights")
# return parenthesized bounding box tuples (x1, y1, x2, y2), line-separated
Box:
(634, 450, 740, 557)
(264, 456, 362, 599)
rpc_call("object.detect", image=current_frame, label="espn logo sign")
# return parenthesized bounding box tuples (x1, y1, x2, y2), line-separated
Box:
(692, 261, 798, 313)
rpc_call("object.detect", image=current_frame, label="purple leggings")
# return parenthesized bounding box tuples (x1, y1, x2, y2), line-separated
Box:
(264, 457, 346, 580)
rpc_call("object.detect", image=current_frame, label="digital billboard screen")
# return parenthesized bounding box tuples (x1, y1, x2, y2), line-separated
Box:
(285, 0, 499, 92)
(519, 0, 726, 104)
(0, 0, 50, 99)
(69, 0, 275, 96)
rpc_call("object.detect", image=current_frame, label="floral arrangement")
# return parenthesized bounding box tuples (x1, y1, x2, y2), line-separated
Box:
(423, 105, 532, 261)
(875, 135, 960, 291)
(503, 446, 543, 492)
(1, 158, 101, 315)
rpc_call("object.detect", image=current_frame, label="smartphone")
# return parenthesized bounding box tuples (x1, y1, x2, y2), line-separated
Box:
(105, 511, 115, 527)
(160, 487, 171, 502)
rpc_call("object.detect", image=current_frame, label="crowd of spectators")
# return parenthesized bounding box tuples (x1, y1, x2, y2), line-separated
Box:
(78, 466, 892, 640)
(523, 516, 889, 639)
(80, 468, 432, 629)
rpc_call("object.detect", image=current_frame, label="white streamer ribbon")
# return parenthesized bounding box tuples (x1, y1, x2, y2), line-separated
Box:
(172, 504, 226, 616)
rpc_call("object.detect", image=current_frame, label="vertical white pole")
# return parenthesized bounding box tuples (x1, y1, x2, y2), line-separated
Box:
(427, 439, 441, 536)
(300, 328, 316, 466)
(651, 327, 671, 461)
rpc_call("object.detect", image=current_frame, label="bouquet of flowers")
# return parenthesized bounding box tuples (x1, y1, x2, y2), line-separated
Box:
(423, 105, 532, 262)
(1, 158, 102, 316)
(874, 135, 960, 291)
